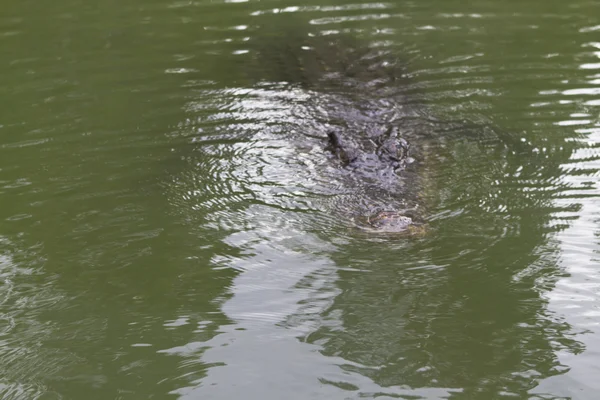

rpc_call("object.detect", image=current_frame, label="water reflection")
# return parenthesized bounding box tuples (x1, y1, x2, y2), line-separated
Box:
(532, 34, 600, 398)
(158, 19, 587, 398)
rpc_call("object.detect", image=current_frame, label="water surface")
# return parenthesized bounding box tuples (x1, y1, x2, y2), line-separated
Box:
(1, 0, 600, 399)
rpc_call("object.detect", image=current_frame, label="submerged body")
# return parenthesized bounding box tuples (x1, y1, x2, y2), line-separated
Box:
(249, 29, 433, 234)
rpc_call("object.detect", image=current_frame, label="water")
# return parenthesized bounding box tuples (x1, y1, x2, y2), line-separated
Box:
(1, 0, 600, 398)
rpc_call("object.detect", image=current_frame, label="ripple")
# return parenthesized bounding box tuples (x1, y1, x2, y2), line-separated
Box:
(3, 0, 600, 398)
(251, 3, 393, 16)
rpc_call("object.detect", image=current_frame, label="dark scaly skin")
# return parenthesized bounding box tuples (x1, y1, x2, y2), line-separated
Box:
(327, 128, 426, 234)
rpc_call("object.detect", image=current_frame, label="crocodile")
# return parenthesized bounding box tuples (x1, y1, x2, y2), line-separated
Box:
(325, 121, 428, 234)
(246, 27, 433, 234)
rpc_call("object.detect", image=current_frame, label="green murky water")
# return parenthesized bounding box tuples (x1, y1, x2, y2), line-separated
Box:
(1, 0, 600, 399)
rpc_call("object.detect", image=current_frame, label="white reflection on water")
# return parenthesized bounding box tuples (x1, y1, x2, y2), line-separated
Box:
(166, 216, 461, 399)
(250, 3, 392, 17)
(532, 36, 600, 398)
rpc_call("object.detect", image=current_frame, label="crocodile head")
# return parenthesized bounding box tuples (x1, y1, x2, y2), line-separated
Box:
(326, 126, 425, 234)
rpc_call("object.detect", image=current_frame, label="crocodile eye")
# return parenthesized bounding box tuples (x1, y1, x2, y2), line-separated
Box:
(398, 138, 410, 158)
(327, 131, 342, 148)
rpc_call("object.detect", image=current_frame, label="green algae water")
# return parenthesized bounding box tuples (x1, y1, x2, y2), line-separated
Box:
(1, 0, 600, 399)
